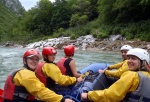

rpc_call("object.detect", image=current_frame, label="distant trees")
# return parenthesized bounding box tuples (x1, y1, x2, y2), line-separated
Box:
(16, 0, 99, 35)
(21, 0, 53, 35)
(51, 0, 72, 30)
(1, 0, 150, 43)
(97, 0, 150, 23)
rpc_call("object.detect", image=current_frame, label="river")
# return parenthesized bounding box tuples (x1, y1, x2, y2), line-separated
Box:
(0, 46, 122, 89)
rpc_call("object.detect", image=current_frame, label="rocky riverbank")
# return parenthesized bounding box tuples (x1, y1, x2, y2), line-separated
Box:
(87, 40, 150, 51)
(3, 35, 150, 52)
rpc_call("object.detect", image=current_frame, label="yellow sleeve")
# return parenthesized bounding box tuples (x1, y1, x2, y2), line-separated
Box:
(109, 61, 124, 69)
(42, 63, 77, 85)
(14, 69, 63, 102)
(105, 60, 129, 78)
(88, 71, 139, 102)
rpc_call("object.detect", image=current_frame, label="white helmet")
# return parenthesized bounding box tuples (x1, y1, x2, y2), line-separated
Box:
(120, 45, 132, 51)
(127, 48, 150, 64)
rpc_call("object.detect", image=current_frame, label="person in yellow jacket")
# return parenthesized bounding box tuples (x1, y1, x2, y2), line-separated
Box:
(81, 48, 150, 102)
(3, 49, 74, 102)
(35, 47, 83, 92)
(98, 45, 132, 78)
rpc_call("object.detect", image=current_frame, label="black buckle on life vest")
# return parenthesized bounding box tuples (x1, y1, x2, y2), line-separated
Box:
(125, 93, 150, 102)
(13, 93, 29, 99)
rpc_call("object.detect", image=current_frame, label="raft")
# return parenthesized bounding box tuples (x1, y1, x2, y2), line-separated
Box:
(56, 63, 112, 102)
(79, 62, 110, 74)
(0, 63, 111, 102)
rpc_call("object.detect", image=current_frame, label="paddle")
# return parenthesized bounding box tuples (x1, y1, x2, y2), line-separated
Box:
(0, 89, 3, 102)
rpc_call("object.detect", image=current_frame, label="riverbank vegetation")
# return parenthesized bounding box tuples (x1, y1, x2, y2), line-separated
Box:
(0, 0, 150, 44)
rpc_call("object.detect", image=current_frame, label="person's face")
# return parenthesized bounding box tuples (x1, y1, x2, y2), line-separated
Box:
(47, 54, 56, 62)
(26, 56, 39, 70)
(127, 55, 141, 71)
(121, 50, 129, 60)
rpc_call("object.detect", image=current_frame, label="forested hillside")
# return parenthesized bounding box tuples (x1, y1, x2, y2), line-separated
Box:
(0, 0, 25, 43)
(0, 0, 150, 44)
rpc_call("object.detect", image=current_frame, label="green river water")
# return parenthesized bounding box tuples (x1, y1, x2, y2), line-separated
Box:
(0, 46, 122, 89)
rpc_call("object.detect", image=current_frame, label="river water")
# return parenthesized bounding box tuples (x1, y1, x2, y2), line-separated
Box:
(0, 46, 122, 89)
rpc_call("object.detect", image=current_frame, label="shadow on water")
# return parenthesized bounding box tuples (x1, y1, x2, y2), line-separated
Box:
(0, 47, 122, 89)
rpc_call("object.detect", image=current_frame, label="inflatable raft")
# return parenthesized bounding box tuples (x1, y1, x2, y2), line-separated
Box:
(0, 63, 111, 102)
(80, 62, 110, 74)
(55, 63, 112, 102)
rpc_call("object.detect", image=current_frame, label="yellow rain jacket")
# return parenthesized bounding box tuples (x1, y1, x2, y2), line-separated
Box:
(88, 71, 150, 102)
(105, 60, 129, 78)
(14, 69, 63, 102)
(42, 63, 77, 85)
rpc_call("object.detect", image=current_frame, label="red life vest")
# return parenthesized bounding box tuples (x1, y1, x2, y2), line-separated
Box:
(57, 57, 68, 75)
(2, 68, 35, 101)
(35, 62, 56, 90)
(35, 62, 46, 85)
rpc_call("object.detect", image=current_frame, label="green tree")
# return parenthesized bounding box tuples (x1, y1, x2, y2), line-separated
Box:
(97, 0, 116, 23)
(70, 0, 92, 26)
(32, 0, 53, 35)
(18, 0, 53, 36)
(87, 0, 99, 20)
(98, 0, 150, 23)
(51, 0, 72, 30)
(69, 14, 80, 26)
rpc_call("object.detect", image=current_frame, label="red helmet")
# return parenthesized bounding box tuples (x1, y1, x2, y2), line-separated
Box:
(23, 49, 42, 60)
(42, 47, 57, 56)
(64, 45, 75, 56)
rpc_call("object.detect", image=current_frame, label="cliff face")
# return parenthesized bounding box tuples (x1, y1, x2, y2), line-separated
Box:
(1, 0, 25, 15)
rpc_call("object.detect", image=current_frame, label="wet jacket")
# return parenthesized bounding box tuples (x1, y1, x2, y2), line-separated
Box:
(87, 71, 150, 102)
(105, 60, 129, 78)
(3, 67, 64, 102)
(57, 57, 73, 76)
(35, 61, 77, 89)
(3, 68, 35, 102)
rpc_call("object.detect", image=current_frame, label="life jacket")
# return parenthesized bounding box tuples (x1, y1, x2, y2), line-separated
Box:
(57, 57, 73, 76)
(57, 57, 67, 75)
(35, 62, 56, 90)
(124, 72, 150, 102)
(2, 68, 35, 101)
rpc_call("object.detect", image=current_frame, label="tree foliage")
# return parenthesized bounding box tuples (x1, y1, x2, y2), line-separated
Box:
(23, 0, 53, 35)
(1, 0, 150, 43)
(98, 0, 150, 23)
(0, 0, 18, 42)
(51, 0, 72, 30)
